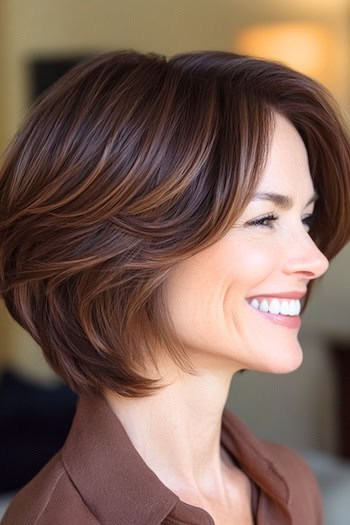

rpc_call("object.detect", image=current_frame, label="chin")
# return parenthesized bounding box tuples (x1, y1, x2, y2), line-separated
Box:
(250, 343, 304, 374)
(270, 351, 303, 374)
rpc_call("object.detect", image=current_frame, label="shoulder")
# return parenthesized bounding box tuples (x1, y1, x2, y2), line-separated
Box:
(262, 439, 320, 489)
(1, 452, 99, 525)
(222, 408, 323, 524)
(262, 439, 323, 523)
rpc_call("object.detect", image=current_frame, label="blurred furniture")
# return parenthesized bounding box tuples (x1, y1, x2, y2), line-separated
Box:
(329, 339, 350, 459)
(300, 448, 350, 525)
(0, 369, 77, 493)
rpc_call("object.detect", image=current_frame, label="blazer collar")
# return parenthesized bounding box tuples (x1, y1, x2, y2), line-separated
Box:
(221, 408, 292, 521)
(62, 394, 292, 524)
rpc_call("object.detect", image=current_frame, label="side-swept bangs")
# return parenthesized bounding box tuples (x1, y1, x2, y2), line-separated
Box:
(0, 50, 349, 396)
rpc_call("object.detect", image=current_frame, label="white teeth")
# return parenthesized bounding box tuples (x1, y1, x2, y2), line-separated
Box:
(259, 299, 269, 312)
(250, 298, 260, 310)
(280, 300, 290, 315)
(289, 300, 297, 316)
(248, 297, 302, 316)
(269, 298, 280, 314)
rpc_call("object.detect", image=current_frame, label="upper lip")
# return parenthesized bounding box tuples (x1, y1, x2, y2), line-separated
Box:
(247, 291, 307, 300)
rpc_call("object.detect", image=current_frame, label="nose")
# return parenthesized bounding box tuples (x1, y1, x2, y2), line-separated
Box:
(282, 231, 329, 280)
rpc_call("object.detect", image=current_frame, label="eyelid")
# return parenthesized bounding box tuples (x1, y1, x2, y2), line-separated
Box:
(302, 212, 315, 227)
(246, 212, 278, 228)
(246, 211, 315, 229)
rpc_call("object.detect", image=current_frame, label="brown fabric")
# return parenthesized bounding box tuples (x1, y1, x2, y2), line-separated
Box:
(1, 393, 323, 524)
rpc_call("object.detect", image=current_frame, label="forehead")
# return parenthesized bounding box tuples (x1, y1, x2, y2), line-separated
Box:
(258, 113, 314, 196)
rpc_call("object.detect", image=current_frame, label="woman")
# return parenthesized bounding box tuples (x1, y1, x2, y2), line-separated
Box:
(1, 50, 349, 525)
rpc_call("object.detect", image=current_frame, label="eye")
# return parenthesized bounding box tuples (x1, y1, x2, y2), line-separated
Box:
(247, 212, 316, 231)
(247, 213, 279, 229)
(302, 213, 315, 231)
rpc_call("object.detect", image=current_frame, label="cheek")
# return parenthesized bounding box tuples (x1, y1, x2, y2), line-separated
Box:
(162, 235, 279, 338)
(221, 238, 279, 295)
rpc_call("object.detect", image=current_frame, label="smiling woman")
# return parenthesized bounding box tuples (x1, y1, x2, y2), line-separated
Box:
(158, 113, 330, 379)
(0, 50, 349, 525)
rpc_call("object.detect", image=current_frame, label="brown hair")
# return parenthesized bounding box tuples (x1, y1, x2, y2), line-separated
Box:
(1, 50, 349, 397)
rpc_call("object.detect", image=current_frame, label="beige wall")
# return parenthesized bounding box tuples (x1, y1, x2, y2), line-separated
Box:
(2, 0, 348, 146)
(0, 2, 6, 153)
(1, 0, 237, 145)
(0, 1, 9, 368)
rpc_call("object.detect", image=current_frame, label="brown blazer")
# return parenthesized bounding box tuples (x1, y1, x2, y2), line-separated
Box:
(1, 394, 323, 524)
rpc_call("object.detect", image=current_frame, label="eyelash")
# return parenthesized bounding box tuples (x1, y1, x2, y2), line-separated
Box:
(248, 213, 315, 229)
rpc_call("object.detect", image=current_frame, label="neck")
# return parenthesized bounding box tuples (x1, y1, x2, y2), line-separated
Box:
(104, 361, 236, 495)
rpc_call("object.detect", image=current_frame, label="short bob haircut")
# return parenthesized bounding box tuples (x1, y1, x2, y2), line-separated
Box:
(1, 50, 350, 397)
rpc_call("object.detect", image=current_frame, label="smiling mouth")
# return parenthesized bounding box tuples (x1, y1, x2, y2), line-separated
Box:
(246, 297, 302, 316)
(245, 298, 302, 329)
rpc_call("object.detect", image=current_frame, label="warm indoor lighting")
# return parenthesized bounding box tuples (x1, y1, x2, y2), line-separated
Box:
(234, 23, 337, 90)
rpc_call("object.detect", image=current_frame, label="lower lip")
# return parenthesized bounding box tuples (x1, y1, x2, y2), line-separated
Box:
(247, 303, 301, 329)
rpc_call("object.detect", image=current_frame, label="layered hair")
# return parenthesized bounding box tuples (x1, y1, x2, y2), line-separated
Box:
(1, 50, 349, 396)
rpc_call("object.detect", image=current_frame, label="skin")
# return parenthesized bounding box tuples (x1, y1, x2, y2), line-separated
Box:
(105, 112, 329, 523)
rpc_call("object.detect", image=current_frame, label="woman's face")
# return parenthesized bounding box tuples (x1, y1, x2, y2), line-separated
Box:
(163, 113, 329, 374)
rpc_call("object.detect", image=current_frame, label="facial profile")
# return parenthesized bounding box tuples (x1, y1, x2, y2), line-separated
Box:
(161, 112, 329, 377)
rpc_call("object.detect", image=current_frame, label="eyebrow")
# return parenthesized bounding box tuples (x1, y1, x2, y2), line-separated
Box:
(251, 190, 319, 209)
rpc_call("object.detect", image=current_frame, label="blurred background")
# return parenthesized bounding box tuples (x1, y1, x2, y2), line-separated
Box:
(0, 0, 349, 523)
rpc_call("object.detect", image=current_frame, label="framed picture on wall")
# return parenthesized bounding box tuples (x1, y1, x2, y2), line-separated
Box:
(28, 54, 93, 102)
